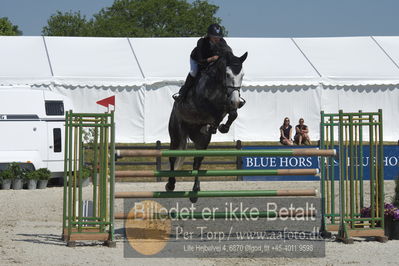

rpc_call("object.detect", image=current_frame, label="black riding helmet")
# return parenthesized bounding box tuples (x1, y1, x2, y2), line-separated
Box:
(207, 23, 223, 38)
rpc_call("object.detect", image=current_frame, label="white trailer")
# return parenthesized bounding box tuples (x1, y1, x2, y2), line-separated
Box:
(0, 87, 73, 179)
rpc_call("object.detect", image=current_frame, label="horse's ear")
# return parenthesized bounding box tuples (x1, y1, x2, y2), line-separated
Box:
(240, 52, 248, 63)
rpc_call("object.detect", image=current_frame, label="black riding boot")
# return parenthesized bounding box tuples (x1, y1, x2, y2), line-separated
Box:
(173, 74, 196, 102)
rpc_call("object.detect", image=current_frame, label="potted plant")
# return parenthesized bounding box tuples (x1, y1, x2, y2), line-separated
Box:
(361, 177, 399, 240)
(393, 176, 399, 211)
(9, 163, 24, 190)
(80, 166, 92, 187)
(25, 170, 39, 190)
(387, 177, 399, 239)
(383, 203, 399, 239)
(36, 168, 51, 189)
(0, 169, 13, 190)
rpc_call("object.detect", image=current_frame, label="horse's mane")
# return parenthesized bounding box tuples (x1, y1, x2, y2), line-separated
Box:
(212, 41, 232, 56)
(206, 42, 232, 71)
(199, 42, 242, 96)
(194, 43, 232, 102)
(207, 43, 242, 77)
(216, 43, 243, 75)
(204, 54, 226, 82)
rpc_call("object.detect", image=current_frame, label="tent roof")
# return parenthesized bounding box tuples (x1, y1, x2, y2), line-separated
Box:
(0, 36, 52, 83)
(227, 37, 320, 86)
(295, 37, 399, 85)
(130, 37, 196, 83)
(45, 37, 143, 86)
(1, 36, 399, 87)
(373, 36, 399, 69)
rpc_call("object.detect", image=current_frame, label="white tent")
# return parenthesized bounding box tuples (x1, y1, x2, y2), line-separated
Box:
(0, 36, 398, 142)
(0, 36, 52, 84)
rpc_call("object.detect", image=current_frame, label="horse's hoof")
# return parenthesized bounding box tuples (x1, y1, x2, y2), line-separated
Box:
(189, 187, 200, 203)
(218, 124, 230, 133)
(189, 197, 198, 203)
(165, 182, 175, 192)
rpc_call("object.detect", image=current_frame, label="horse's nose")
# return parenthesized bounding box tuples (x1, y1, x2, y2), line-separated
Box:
(229, 90, 240, 109)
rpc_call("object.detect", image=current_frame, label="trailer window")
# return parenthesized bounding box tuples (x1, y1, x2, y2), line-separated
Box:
(53, 128, 62, 152)
(45, 101, 64, 116)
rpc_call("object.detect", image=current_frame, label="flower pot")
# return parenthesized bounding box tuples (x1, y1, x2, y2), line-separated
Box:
(385, 217, 393, 237)
(27, 179, 37, 190)
(37, 180, 48, 189)
(390, 219, 399, 240)
(385, 217, 399, 240)
(70, 177, 91, 187)
(12, 178, 23, 190)
(81, 177, 90, 187)
(1, 179, 11, 190)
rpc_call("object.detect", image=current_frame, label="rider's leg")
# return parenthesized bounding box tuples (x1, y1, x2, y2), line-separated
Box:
(173, 73, 196, 101)
(173, 58, 198, 101)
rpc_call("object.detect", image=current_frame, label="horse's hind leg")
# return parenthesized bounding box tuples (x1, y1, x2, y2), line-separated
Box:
(189, 131, 211, 203)
(166, 110, 188, 192)
(190, 156, 204, 201)
(166, 156, 176, 191)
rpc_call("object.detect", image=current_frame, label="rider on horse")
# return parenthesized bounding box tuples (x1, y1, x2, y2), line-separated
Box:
(172, 23, 245, 108)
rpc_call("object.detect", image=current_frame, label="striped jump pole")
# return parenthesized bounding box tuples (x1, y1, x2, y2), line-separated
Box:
(116, 148, 336, 158)
(115, 189, 317, 198)
(115, 209, 316, 220)
(115, 168, 319, 178)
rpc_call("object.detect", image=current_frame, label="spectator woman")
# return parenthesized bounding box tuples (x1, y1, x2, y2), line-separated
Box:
(294, 118, 311, 145)
(280, 117, 293, 145)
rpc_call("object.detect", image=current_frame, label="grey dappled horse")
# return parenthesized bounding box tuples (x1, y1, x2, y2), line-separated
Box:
(166, 48, 248, 203)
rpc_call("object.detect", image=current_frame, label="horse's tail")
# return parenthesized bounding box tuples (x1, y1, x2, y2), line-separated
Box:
(172, 137, 188, 170)
(168, 104, 188, 170)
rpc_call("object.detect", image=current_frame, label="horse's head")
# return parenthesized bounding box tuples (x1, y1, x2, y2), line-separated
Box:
(225, 52, 248, 109)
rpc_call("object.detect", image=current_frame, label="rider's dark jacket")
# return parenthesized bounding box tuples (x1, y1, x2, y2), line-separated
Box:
(190, 37, 227, 68)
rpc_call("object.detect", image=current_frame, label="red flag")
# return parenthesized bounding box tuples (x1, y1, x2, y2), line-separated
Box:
(96, 96, 115, 107)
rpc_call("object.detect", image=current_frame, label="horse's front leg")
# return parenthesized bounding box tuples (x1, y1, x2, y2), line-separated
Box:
(218, 109, 238, 133)
(189, 156, 203, 203)
(208, 114, 226, 134)
(202, 116, 224, 135)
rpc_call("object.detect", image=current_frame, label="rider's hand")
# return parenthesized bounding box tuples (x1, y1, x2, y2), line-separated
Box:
(208, 55, 219, 62)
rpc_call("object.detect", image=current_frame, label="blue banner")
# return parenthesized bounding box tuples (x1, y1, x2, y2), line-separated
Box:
(242, 145, 399, 181)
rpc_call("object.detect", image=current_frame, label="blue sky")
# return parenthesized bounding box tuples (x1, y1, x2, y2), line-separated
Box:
(1, 0, 399, 37)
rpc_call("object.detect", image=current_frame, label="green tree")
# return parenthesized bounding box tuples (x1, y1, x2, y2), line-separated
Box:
(0, 17, 22, 36)
(92, 0, 224, 37)
(42, 0, 225, 37)
(42, 11, 92, 36)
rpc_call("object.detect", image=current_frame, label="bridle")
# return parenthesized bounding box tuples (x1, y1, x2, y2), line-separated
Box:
(226, 85, 242, 97)
(226, 85, 246, 105)
(208, 56, 246, 106)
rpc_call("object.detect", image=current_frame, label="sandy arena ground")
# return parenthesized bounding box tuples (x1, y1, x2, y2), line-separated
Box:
(0, 181, 398, 266)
